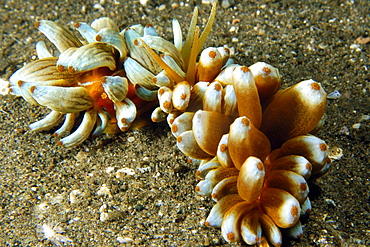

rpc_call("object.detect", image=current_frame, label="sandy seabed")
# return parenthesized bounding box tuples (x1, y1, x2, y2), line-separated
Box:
(0, 0, 369, 246)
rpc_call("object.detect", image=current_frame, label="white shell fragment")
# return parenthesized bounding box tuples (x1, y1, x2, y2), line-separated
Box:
(327, 90, 342, 99)
(69, 189, 83, 204)
(96, 184, 112, 198)
(37, 222, 73, 246)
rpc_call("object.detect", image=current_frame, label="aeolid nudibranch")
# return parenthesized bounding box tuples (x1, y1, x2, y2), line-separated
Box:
(8, 3, 216, 147)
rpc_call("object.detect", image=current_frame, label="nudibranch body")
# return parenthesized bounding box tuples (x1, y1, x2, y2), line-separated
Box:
(8, 2, 217, 147)
(165, 51, 330, 245)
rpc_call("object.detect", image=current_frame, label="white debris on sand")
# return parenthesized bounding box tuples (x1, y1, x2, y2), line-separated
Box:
(37, 222, 73, 246)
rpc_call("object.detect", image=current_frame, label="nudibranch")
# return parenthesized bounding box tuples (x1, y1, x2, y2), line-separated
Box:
(8, 2, 217, 147)
(6, 3, 332, 246)
(139, 6, 330, 243)
(163, 56, 330, 245)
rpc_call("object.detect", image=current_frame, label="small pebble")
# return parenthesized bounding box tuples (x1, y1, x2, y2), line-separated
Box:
(318, 43, 328, 49)
(352, 123, 361, 129)
(0, 78, 10, 95)
(325, 198, 337, 207)
(158, 4, 166, 11)
(356, 36, 370, 44)
(136, 167, 151, 173)
(229, 26, 237, 32)
(96, 184, 112, 197)
(329, 147, 343, 161)
(115, 167, 135, 177)
(93, 3, 104, 11)
(222, 0, 234, 8)
(135, 204, 145, 211)
(339, 126, 349, 135)
(140, 0, 148, 5)
(117, 236, 134, 243)
(349, 44, 361, 52)
(360, 115, 369, 121)
(70, 189, 82, 204)
(105, 167, 115, 173)
(327, 90, 342, 99)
